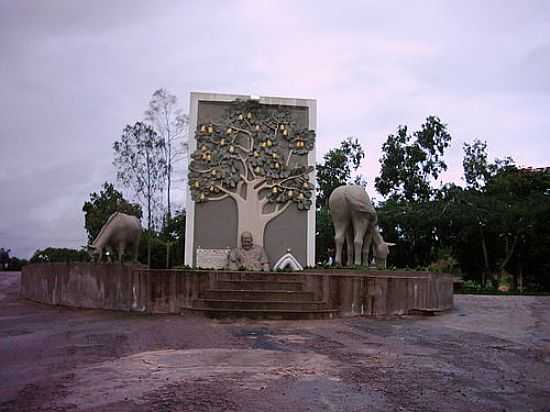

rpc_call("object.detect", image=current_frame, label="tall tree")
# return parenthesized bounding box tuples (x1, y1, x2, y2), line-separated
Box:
(113, 122, 166, 233)
(460, 140, 518, 286)
(188, 100, 315, 246)
(82, 182, 142, 243)
(316, 137, 365, 208)
(375, 116, 451, 202)
(314, 137, 366, 262)
(463, 138, 515, 190)
(0, 248, 11, 269)
(145, 89, 188, 219)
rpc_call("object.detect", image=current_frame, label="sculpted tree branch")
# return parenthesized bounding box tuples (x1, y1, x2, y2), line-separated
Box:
(188, 99, 315, 246)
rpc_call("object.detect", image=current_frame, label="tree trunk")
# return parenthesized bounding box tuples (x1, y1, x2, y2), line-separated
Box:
(479, 225, 490, 288)
(167, 140, 172, 219)
(165, 111, 172, 219)
(232, 180, 288, 248)
(166, 241, 171, 269)
(146, 150, 152, 267)
(236, 200, 267, 247)
(237, 181, 266, 247)
(147, 237, 151, 268)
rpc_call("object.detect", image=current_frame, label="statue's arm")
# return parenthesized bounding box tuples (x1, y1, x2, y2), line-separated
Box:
(226, 249, 240, 270)
(260, 249, 270, 271)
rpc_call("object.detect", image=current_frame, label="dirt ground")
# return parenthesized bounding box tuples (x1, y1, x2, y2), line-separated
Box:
(1, 272, 549, 412)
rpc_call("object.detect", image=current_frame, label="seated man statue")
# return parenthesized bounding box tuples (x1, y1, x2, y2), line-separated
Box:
(226, 231, 270, 271)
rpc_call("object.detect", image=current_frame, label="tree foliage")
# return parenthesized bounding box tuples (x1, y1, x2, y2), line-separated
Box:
(0, 248, 28, 271)
(113, 122, 166, 232)
(30, 247, 88, 263)
(316, 137, 365, 208)
(463, 138, 515, 190)
(82, 182, 142, 243)
(372, 129, 550, 291)
(315, 137, 366, 262)
(145, 89, 188, 218)
(375, 116, 451, 202)
(0, 248, 10, 268)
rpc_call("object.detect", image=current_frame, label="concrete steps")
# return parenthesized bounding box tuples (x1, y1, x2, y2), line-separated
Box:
(202, 289, 314, 301)
(213, 272, 306, 282)
(194, 299, 326, 311)
(215, 280, 304, 291)
(186, 307, 339, 320)
(186, 272, 331, 320)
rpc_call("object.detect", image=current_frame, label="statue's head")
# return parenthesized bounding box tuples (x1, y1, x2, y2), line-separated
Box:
(373, 241, 396, 269)
(241, 231, 253, 251)
(87, 245, 98, 262)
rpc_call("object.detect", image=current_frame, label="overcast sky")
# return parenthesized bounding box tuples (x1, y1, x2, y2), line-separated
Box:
(1, 0, 549, 258)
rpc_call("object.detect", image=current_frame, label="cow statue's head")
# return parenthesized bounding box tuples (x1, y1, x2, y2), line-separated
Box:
(87, 245, 98, 262)
(373, 241, 396, 269)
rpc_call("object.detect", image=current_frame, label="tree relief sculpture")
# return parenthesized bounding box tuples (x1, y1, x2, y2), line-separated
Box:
(188, 99, 315, 247)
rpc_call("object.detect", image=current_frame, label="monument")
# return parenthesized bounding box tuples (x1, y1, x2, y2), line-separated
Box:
(329, 185, 393, 268)
(20, 93, 454, 320)
(184, 93, 317, 270)
(87, 212, 142, 263)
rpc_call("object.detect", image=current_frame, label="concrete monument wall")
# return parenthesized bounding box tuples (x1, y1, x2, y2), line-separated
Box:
(185, 93, 317, 268)
(20, 264, 453, 316)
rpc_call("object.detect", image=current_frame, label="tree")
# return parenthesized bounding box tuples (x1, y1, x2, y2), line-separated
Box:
(113, 122, 166, 233)
(460, 140, 516, 286)
(463, 139, 515, 190)
(463, 139, 490, 190)
(0, 248, 11, 269)
(375, 116, 451, 202)
(82, 182, 142, 243)
(145, 89, 188, 219)
(30, 247, 88, 263)
(155, 208, 186, 268)
(316, 137, 365, 208)
(188, 100, 315, 246)
(314, 138, 366, 262)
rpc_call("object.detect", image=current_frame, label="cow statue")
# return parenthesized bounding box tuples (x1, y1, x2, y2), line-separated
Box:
(87, 212, 142, 263)
(328, 185, 394, 268)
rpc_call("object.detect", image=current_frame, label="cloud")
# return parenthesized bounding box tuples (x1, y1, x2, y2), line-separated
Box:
(0, 0, 549, 257)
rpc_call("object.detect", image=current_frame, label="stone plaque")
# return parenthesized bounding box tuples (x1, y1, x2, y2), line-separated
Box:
(196, 248, 230, 269)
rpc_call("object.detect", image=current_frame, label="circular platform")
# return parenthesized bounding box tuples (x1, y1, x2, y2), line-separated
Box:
(20, 264, 453, 319)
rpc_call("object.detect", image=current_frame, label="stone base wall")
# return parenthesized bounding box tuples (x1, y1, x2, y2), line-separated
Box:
(20, 264, 453, 316)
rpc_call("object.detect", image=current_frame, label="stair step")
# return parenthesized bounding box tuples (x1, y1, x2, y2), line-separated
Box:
(214, 272, 305, 282)
(184, 307, 339, 320)
(215, 280, 304, 291)
(203, 289, 314, 301)
(193, 299, 327, 311)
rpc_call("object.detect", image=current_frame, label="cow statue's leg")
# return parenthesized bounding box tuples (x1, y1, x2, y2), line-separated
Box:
(362, 223, 374, 266)
(351, 212, 369, 266)
(133, 241, 140, 264)
(118, 242, 126, 264)
(345, 227, 354, 266)
(334, 220, 350, 266)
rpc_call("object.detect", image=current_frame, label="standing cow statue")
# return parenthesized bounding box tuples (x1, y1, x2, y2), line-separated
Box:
(87, 212, 142, 263)
(328, 185, 394, 268)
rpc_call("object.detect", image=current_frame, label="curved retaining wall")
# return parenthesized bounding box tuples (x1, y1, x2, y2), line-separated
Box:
(20, 263, 453, 316)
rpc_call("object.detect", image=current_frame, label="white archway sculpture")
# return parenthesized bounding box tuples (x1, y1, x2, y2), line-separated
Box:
(273, 251, 303, 271)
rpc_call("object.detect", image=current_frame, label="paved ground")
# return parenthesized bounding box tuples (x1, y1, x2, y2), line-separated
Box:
(1, 271, 549, 412)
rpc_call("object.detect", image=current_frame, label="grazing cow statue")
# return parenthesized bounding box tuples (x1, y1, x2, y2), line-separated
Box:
(328, 185, 394, 267)
(87, 212, 142, 263)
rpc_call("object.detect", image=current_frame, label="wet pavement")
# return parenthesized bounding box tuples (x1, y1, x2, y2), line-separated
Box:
(1, 271, 549, 411)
